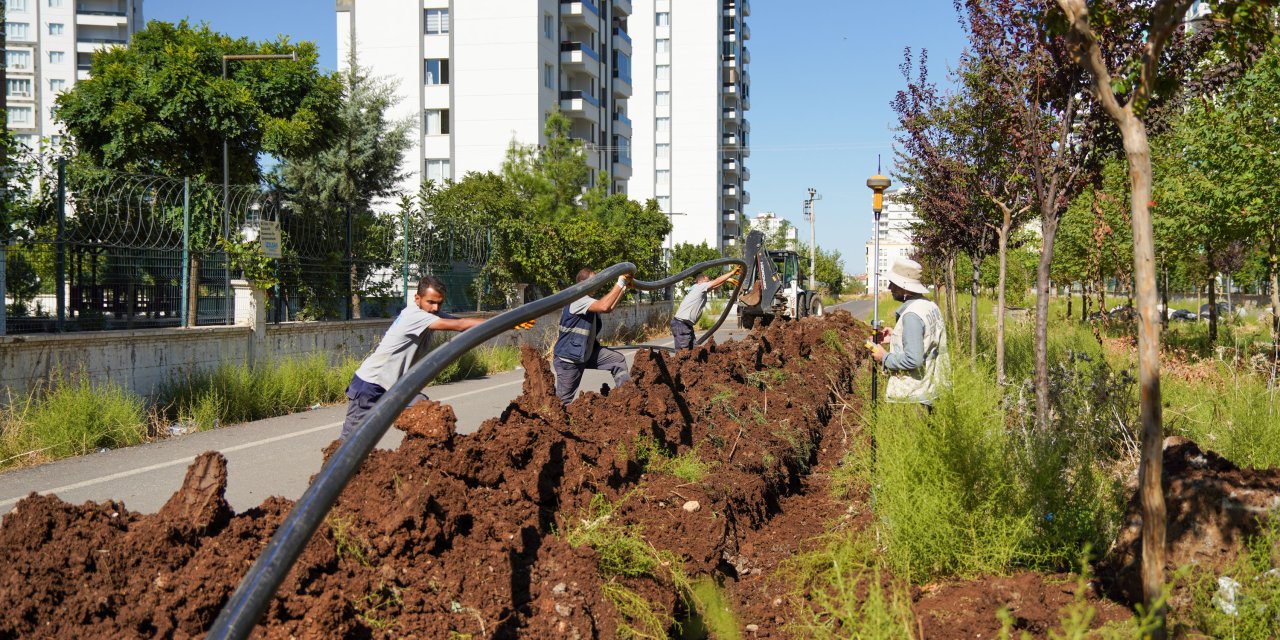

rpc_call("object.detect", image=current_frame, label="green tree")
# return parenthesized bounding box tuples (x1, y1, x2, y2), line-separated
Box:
(277, 56, 414, 318)
(798, 243, 846, 296)
(55, 20, 340, 183)
(669, 242, 723, 278)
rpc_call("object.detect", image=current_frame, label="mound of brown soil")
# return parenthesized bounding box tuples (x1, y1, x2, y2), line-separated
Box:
(0, 312, 873, 638)
(1102, 436, 1280, 606)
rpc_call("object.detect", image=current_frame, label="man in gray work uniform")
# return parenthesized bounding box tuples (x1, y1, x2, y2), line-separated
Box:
(553, 268, 634, 404)
(670, 266, 740, 350)
(869, 258, 950, 408)
(339, 275, 532, 441)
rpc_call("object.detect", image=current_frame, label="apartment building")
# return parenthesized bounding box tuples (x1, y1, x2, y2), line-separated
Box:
(627, 0, 750, 255)
(337, 0, 635, 200)
(4, 0, 144, 149)
(864, 189, 920, 278)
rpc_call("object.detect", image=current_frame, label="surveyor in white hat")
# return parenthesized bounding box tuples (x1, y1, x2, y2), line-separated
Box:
(868, 257, 950, 407)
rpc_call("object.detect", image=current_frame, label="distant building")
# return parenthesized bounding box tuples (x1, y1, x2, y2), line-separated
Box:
(749, 211, 796, 251)
(864, 189, 919, 279)
(4, 0, 145, 151)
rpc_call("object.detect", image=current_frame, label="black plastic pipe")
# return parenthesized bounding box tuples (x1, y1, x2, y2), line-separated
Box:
(207, 263, 636, 639)
(621, 257, 748, 351)
(207, 257, 749, 639)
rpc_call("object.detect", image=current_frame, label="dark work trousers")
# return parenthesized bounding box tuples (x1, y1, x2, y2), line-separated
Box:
(670, 318, 697, 351)
(553, 346, 631, 404)
(340, 379, 429, 441)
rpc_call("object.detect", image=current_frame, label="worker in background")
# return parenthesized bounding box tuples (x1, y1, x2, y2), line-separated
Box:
(869, 258, 950, 408)
(339, 275, 533, 441)
(670, 266, 741, 350)
(554, 268, 634, 404)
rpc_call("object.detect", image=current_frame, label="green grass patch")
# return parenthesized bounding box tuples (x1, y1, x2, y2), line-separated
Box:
(679, 577, 742, 640)
(1174, 514, 1280, 639)
(0, 372, 147, 466)
(783, 533, 918, 639)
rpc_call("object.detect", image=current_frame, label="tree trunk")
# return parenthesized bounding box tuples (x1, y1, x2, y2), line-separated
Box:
(1161, 266, 1169, 330)
(947, 254, 959, 339)
(1269, 231, 1279, 355)
(996, 218, 1011, 385)
(970, 257, 982, 357)
(1207, 275, 1218, 343)
(1119, 115, 1167, 638)
(1066, 282, 1073, 322)
(349, 263, 362, 320)
(188, 255, 200, 327)
(1033, 206, 1060, 430)
(1081, 282, 1088, 322)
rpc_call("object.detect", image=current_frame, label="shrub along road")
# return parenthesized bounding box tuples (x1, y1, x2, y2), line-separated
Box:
(0, 302, 868, 518)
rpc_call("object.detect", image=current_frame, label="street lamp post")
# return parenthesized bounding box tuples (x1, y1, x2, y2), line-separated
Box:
(867, 173, 891, 406)
(221, 52, 296, 324)
(803, 188, 821, 290)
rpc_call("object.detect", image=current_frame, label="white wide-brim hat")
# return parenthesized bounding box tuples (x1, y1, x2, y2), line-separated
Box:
(886, 258, 929, 295)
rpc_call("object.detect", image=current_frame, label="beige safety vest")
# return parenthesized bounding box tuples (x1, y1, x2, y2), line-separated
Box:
(884, 298, 950, 404)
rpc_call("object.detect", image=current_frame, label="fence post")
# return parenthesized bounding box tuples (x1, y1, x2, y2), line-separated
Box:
(181, 177, 191, 328)
(56, 157, 67, 332)
(1, 221, 7, 338)
(402, 205, 409, 306)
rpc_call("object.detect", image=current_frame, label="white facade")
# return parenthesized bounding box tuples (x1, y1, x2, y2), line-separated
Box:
(750, 211, 796, 251)
(4, 0, 144, 150)
(864, 189, 920, 278)
(628, 0, 749, 255)
(336, 0, 635, 202)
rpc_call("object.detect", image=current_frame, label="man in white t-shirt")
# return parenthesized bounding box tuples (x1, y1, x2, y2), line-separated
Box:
(339, 275, 532, 441)
(670, 267, 740, 350)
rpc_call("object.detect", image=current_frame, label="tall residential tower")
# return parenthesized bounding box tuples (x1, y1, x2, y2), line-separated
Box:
(337, 0, 635, 199)
(4, 0, 144, 149)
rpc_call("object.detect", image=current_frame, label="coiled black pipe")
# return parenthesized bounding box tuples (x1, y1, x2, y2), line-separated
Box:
(207, 257, 748, 639)
(618, 256, 748, 352)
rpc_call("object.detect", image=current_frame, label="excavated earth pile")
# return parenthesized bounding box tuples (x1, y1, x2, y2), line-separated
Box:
(0, 313, 875, 638)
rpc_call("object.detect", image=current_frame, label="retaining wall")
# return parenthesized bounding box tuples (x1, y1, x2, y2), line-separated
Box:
(0, 299, 672, 400)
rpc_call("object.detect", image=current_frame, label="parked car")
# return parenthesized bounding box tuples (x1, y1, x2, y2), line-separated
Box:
(1168, 308, 1197, 322)
(1199, 301, 1239, 320)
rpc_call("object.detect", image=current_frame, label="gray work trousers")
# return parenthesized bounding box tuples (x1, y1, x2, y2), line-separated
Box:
(553, 346, 630, 404)
(670, 318, 696, 350)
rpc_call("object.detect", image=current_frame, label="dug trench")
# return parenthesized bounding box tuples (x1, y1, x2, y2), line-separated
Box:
(1, 311, 1267, 638)
(0, 313, 870, 638)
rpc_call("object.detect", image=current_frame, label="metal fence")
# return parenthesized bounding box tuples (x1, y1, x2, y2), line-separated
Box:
(1, 162, 495, 335)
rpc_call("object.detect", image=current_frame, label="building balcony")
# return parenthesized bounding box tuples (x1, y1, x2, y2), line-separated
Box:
(77, 38, 127, 53)
(742, 96, 750, 111)
(722, 210, 738, 222)
(722, 107, 739, 122)
(722, 236, 738, 248)
(612, 72, 631, 98)
(76, 11, 128, 27)
(611, 160, 632, 180)
(742, 190, 750, 204)
(724, 30, 738, 43)
(741, 118, 750, 133)
(722, 158, 738, 174)
(722, 184, 739, 198)
(742, 0, 751, 15)
(612, 111, 632, 137)
(613, 0, 632, 16)
(742, 23, 751, 39)
(722, 134, 739, 147)
(722, 54, 737, 68)
(722, 83, 738, 97)
(560, 42, 601, 78)
(612, 27, 631, 56)
(742, 47, 750, 64)
(740, 144, 750, 158)
(723, 2, 738, 17)
(559, 90, 600, 123)
(560, 0, 601, 29)
(742, 167, 750, 181)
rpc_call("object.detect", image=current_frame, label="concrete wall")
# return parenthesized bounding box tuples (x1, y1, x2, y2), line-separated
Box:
(0, 301, 672, 400)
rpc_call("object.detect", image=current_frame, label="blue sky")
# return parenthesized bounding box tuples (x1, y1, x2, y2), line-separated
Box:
(147, 0, 968, 275)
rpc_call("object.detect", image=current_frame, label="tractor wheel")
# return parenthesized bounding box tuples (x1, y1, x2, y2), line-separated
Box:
(810, 297, 825, 318)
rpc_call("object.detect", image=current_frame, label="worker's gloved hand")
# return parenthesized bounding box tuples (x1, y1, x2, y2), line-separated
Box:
(732, 265, 743, 277)
(617, 274, 634, 289)
(726, 277, 740, 288)
(514, 320, 536, 330)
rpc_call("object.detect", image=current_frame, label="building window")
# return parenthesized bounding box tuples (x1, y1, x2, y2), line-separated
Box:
(656, 12, 670, 27)
(48, 50, 65, 64)
(6, 50, 32, 69)
(543, 12, 554, 39)
(48, 22, 64, 35)
(7, 106, 32, 124)
(544, 63, 554, 88)
(655, 91, 670, 107)
(423, 108, 449, 135)
(656, 38, 670, 55)
(13, 133, 36, 148)
(7, 0, 28, 12)
(424, 59, 449, 85)
(6, 22, 30, 40)
(656, 143, 670, 160)
(424, 9, 449, 35)
(425, 159, 450, 183)
(656, 170, 670, 187)
(7, 78, 32, 97)
(655, 65, 670, 86)
(49, 78, 66, 92)
(656, 117, 670, 134)
(657, 196, 671, 211)
(48, 0, 61, 6)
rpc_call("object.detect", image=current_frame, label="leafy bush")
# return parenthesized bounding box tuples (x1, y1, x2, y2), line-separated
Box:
(2, 374, 147, 463)
(1176, 514, 1280, 639)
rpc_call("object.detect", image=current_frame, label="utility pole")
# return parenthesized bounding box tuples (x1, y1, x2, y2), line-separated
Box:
(803, 188, 821, 290)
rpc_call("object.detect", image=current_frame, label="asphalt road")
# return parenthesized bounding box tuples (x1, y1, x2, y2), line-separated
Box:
(0, 299, 871, 518)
